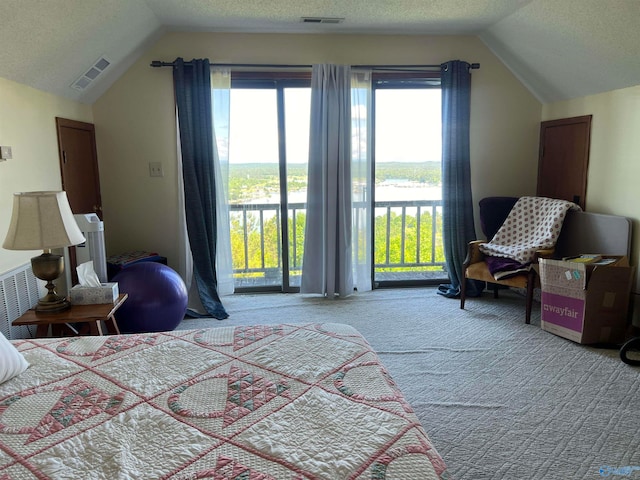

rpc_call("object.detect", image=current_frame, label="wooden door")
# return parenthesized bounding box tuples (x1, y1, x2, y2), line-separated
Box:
(55, 117, 102, 219)
(537, 115, 591, 210)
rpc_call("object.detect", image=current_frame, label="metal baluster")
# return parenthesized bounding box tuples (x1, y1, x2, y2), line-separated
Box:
(242, 208, 249, 272)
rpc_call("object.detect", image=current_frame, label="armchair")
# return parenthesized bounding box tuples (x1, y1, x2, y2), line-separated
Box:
(459, 196, 560, 324)
(460, 240, 554, 324)
(461, 200, 631, 325)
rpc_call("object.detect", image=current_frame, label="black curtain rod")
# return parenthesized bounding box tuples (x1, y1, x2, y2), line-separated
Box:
(150, 60, 480, 70)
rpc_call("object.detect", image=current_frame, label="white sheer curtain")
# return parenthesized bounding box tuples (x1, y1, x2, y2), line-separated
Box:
(351, 70, 372, 293)
(176, 68, 233, 314)
(301, 64, 372, 297)
(211, 68, 234, 297)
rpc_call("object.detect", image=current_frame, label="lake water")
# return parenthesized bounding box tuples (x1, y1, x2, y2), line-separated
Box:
(243, 182, 442, 205)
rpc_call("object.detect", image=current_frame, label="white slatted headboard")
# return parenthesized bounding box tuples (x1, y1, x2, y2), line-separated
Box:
(0, 263, 40, 339)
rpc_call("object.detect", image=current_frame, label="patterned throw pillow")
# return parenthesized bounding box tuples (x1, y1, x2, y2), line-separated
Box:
(0, 332, 29, 384)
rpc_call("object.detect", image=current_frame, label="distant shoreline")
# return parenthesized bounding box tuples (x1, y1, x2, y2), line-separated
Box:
(228, 161, 442, 204)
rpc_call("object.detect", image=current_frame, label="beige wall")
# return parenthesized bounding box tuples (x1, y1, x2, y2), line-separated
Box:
(2, 30, 637, 320)
(9, 31, 636, 319)
(92, 32, 542, 268)
(543, 85, 640, 299)
(0, 77, 93, 274)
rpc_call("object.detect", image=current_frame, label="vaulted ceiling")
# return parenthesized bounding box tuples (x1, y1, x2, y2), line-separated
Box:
(1, 0, 638, 104)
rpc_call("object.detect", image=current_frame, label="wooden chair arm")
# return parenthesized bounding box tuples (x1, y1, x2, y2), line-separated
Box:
(534, 247, 555, 261)
(464, 240, 487, 267)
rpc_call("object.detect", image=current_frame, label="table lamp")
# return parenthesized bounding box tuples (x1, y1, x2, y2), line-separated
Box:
(3, 191, 86, 312)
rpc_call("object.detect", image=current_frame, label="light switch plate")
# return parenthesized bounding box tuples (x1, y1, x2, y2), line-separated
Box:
(0, 146, 12, 160)
(149, 161, 164, 177)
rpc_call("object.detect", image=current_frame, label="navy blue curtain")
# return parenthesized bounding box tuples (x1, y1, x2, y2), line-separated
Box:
(173, 58, 228, 319)
(438, 60, 482, 299)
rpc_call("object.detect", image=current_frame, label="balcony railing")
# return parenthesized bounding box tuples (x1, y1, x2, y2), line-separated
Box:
(373, 200, 444, 271)
(229, 199, 446, 287)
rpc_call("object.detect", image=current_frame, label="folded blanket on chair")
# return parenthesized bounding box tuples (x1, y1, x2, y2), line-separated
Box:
(485, 256, 532, 280)
(480, 196, 580, 276)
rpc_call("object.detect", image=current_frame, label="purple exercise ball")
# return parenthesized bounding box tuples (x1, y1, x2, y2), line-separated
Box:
(112, 262, 188, 333)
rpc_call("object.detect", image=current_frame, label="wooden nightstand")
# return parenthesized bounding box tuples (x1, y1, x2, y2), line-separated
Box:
(13, 293, 128, 338)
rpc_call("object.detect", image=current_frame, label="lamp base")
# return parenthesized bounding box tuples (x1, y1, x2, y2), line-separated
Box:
(31, 252, 70, 313)
(35, 296, 71, 313)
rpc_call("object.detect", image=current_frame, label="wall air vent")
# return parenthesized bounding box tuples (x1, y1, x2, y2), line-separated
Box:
(301, 17, 344, 24)
(71, 56, 112, 91)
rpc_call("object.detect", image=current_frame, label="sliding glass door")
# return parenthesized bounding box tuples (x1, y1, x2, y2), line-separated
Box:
(283, 88, 311, 287)
(225, 71, 446, 292)
(372, 77, 447, 286)
(227, 78, 310, 291)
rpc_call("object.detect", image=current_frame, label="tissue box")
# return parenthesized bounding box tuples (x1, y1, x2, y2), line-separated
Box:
(69, 283, 119, 305)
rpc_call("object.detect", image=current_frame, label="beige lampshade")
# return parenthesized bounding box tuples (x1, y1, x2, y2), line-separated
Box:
(2, 191, 86, 251)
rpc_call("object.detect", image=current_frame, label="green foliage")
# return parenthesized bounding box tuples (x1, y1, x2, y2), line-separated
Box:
(288, 212, 306, 269)
(375, 161, 441, 185)
(373, 209, 445, 266)
(230, 207, 444, 275)
(228, 162, 444, 281)
(228, 163, 308, 204)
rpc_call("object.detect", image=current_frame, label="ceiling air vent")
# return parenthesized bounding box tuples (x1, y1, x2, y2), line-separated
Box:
(71, 56, 112, 91)
(301, 17, 344, 24)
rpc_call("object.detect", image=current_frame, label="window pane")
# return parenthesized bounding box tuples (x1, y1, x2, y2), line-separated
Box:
(228, 89, 282, 288)
(284, 88, 310, 287)
(374, 89, 446, 283)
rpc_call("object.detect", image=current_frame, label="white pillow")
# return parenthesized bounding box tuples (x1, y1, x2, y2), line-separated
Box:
(0, 331, 29, 384)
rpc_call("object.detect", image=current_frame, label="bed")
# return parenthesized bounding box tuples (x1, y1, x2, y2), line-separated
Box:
(1, 323, 448, 479)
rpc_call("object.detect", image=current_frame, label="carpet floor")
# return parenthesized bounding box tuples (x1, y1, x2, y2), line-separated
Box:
(176, 287, 640, 480)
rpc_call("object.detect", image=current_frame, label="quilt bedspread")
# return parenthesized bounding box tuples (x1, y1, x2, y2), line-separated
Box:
(1, 323, 448, 479)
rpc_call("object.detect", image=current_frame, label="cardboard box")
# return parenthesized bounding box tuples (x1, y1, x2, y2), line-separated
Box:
(69, 283, 119, 305)
(539, 256, 634, 344)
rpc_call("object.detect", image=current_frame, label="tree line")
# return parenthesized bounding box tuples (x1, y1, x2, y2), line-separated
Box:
(230, 210, 445, 277)
(228, 161, 441, 203)
(227, 161, 444, 278)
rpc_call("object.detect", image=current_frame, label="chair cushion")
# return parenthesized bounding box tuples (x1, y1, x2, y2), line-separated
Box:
(466, 262, 530, 288)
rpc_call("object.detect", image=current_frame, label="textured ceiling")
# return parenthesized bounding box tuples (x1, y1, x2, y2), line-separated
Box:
(0, 0, 637, 104)
(481, 0, 640, 102)
(147, 0, 531, 34)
